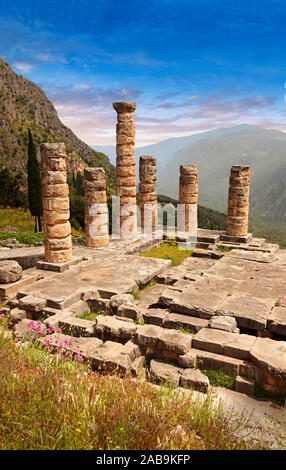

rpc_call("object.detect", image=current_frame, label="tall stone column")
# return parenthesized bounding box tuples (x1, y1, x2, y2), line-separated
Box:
(226, 165, 250, 238)
(84, 167, 109, 247)
(178, 164, 198, 233)
(41, 143, 72, 263)
(113, 102, 137, 237)
(139, 156, 157, 232)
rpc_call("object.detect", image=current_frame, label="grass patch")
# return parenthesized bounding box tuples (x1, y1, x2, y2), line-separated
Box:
(141, 243, 193, 266)
(0, 231, 44, 245)
(176, 323, 196, 335)
(0, 328, 281, 450)
(216, 246, 231, 253)
(77, 311, 102, 321)
(197, 365, 236, 390)
(0, 207, 83, 237)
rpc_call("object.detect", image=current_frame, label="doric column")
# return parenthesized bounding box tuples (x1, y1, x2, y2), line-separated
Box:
(113, 101, 137, 237)
(40, 143, 72, 263)
(84, 167, 109, 247)
(139, 156, 157, 232)
(178, 164, 198, 233)
(226, 165, 250, 237)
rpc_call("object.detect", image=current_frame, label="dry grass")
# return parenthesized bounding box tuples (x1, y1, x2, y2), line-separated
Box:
(0, 320, 279, 450)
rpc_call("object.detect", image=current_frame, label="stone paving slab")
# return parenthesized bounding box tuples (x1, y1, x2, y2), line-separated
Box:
(164, 312, 208, 332)
(16, 254, 170, 309)
(166, 286, 229, 319)
(220, 294, 274, 331)
(250, 337, 286, 382)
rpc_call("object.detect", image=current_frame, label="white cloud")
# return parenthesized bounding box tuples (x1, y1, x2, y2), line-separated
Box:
(12, 61, 35, 73)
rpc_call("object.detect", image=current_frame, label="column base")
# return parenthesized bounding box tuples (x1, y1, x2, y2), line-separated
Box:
(37, 256, 83, 273)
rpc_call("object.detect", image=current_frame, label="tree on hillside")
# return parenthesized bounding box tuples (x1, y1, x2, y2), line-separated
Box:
(75, 171, 84, 196)
(27, 129, 43, 232)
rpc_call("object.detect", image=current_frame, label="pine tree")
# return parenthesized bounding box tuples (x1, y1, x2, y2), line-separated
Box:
(27, 129, 43, 232)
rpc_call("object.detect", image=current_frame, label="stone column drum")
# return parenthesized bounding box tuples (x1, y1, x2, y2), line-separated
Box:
(226, 165, 250, 237)
(139, 156, 157, 231)
(40, 143, 72, 263)
(178, 164, 198, 233)
(84, 167, 109, 247)
(113, 102, 137, 237)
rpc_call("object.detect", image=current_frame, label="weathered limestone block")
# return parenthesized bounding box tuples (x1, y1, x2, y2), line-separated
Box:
(0, 260, 22, 284)
(95, 315, 137, 343)
(235, 376, 254, 395)
(178, 165, 198, 233)
(109, 293, 134, 314)
(250, 337, 286, 381)
(266, 307, 286, 336)
(208, 315, 237, 332)
(19, 295, 47, 312)
(90, 341, 132, 376)
(84, 167, 109, 247)
(113, 102, 137, 237)
(180, 368, 210, 393)
(226, 166, 250, 237)
(9, 307, 27, 327)
(149, 359, 183, 387)
(40, 143, 72, 263)
(139, 155, 157, 232)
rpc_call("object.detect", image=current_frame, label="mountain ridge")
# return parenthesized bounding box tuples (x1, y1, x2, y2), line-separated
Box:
(0, 57, 116, 194)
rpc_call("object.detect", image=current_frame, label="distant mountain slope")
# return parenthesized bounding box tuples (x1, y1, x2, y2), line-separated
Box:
(0, 57, 116, 194)
(157, 127, 286, 222)
(95, 124, 257, 174)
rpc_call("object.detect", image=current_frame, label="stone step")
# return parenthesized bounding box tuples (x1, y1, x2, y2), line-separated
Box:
(191, 248, 214, 259)
(178, 348, 264, 384)
(191, 328, 257, 360)
(197, 233, 220, 244)
(195, 242, 210, 249)
(142, 308, 208, 332)
(37, 331, 144, 377)
(149, 359, 210, 393)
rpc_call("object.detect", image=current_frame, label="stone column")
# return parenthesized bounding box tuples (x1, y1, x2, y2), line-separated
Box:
(139, 156, 157, 232)
(178, 164, 198, 233)
(113, 102, 137, 237)
(226, 165, 250, 237)
(41, 143, 72, 263)
(84, 167, 109, 247)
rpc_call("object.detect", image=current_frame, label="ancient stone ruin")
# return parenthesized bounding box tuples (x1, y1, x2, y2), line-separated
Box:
(84, 167, 109, 248)
(139, 155, 157, 232)
(41, 143, 72, 263)
(113, 101, 137, 237)
(226, 165, 250, 240)
(178, 164, 198, 234)
(0, 101, 286, 402)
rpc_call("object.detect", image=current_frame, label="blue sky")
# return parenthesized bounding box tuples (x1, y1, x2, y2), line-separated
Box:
(1, 0, 286, 146)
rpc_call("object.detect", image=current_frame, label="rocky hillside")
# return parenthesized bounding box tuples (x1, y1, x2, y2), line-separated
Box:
(0, 57, 116, 194)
